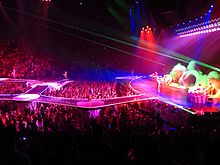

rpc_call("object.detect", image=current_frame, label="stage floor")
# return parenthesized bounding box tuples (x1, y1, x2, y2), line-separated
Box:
(0, 77, 219, 113)
(131, 77, 220, 113)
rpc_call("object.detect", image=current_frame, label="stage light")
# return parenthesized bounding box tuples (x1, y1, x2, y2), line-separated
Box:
(177, 17, 220, 37)
(178, 5, 215, 31)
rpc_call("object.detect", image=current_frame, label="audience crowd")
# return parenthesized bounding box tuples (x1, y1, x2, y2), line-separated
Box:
(44, 79, 136, 99)
(44, 81, 117, 99)
(0, 82, 30, 94)
(0, 35, 220, 165)
(0, 99, 220, 165)
(0, 39, 67, 81)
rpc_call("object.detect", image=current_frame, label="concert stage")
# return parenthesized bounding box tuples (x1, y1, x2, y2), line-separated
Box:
(0, 76, 219, 114)
(131, 77, 220, 114)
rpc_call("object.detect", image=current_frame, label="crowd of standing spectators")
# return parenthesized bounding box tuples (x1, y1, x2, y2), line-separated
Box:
(0, 31, 220, 165)
(0, 99, 220, 165)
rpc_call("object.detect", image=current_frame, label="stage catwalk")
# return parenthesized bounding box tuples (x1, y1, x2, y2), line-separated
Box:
(0, 77, 220, 114)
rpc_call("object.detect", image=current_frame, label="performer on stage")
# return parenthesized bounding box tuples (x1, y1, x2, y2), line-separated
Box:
(150, 71, 158, 78)
(156, 76, 163, 93)
(12, 68, 16, 78)
(207, 82, 215, 96)
(63, 71, 68, 79)
(150, 71, 163, 93)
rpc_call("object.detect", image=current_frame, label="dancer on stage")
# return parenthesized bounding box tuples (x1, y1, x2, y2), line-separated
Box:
(150, 71, 163, 93)
(156, 76, 163, 93)
(12, 68, 16, 78)
(207, 82, 215, 96)
(63, 71, 68, 79)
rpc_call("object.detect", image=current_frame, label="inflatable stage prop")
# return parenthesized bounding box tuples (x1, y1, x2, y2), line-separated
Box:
(151, 61, 220, 104)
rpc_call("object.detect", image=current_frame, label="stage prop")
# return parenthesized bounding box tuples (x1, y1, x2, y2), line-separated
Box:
(151, 61, 220, 104)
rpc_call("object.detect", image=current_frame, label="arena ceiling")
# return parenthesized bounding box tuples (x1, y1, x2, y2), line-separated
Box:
(0, 0, 216, 32)
(0, 0, 219, 72)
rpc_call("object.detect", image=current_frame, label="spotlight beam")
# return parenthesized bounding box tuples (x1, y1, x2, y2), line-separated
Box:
(131, 36, 220, 72)
(8, 13, 165, 66)
(4, 6, 220, 72)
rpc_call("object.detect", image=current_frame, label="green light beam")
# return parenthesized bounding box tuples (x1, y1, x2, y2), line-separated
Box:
(114, 0, 129, 13)
(131, 36, 220, 72)
(9, 13, 165, 66)
(5, 6, 220, 72)
(107, 5, 128, 31)
(5, 6, 187, 63)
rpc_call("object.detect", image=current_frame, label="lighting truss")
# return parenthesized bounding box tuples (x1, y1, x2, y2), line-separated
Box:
(174, 18, 220, 38)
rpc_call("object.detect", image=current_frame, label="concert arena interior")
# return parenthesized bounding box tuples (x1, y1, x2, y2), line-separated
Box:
(0, 0, 220, 164)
